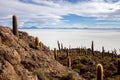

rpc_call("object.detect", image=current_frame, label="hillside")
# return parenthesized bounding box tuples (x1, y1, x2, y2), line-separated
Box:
(55, 43, 120, 80)
(0, 26, 84, 80)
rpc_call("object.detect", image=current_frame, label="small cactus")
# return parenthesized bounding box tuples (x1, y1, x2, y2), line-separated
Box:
(57, 40, 61, 51)
(96, 64, 103, 80)
(117, 59, 120, 75)
(35, 37, 39, 46)
(91, 40, 94, 56)
(69, 45, 71, 50)
(0, 37, 1, 44)
(54, 48, 57, 60)
(114, 48, 117, 54)
(107, 50, 110, 54)
(102, 46, 104, 58)
(61, 43, 63, 50)
(66, 49, 69, 58)
(12, 15, 18, 37)
(67, 56, 71, 69)
(85, 47, 87, 55)
(39, 42, 42, 49)
(111, 51, 114, 58)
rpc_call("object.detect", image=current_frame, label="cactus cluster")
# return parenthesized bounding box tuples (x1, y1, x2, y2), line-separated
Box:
(55, 40, 120, 79)
(11, 14, 120, 79)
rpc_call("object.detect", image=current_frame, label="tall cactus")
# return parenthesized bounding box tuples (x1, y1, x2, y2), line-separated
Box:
(0, 37, 1, 44)
(117, 59, 120, 75)
(12, 15, 18, 37)
(96, 64, 103, 80)
(61, 43, 63, 50)
(54, 48, 57, 60)
(67, 56, 71, 69)
(66, 48, 69, 57)
(102, 46, 104, 58)
(57, 40, 61, 51)
(91, 40, 94, 56)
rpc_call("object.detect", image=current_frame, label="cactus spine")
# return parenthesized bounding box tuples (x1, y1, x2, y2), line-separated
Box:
(12, 15, 18, 37)
(96, 64, 103, 80)
(54, 48, 57, 60)
(117, 59, 120, 74)
(91, 40, 94, 56)
(67, 56, 71, 69)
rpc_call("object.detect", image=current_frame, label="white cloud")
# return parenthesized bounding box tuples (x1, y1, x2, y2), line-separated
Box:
(0, 0, 120, 28)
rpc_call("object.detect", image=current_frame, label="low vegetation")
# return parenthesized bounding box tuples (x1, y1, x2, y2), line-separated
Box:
(54, 43, 120, 80)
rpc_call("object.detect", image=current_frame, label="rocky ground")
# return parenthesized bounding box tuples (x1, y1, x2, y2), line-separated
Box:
(0, 26, 84, 80)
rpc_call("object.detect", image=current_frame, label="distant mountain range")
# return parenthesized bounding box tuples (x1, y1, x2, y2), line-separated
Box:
(19, 26, 39, 29)
(19, 26, 120, 30)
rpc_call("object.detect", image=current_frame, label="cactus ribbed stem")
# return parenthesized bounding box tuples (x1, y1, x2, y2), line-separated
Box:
(96, 64, 103, 80)
(39, 42, 42, 51)
(57, 40, 60, 51)
(66, 49, 69, 58)
(35, 37, 39, 46)
(12, 15, 18, 37)
(61, 43, 63, 50)
(91, 40, 94, 56)
(102, 46, 104, 58)
(54, 48, 57, 60)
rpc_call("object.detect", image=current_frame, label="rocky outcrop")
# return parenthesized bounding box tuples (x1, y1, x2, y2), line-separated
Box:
(0, 26, 84, 80)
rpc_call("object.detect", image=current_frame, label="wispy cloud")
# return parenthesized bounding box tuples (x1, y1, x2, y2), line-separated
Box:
(0, 0, 120, 28)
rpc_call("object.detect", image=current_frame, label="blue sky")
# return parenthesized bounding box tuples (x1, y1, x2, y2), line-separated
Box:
(0, 0, 120, 28)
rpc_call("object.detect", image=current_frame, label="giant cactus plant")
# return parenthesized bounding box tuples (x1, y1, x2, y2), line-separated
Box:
(91, 40, 94, 56)
(54, 48, 57, 60)
(57, 40, 60, 51)
(12, 15, 18, 37)
(102, 46, 104, 58)
(96, 64, 103, 80)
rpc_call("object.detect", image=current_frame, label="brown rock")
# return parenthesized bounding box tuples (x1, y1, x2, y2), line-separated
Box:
(0, 26, 85, 80)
